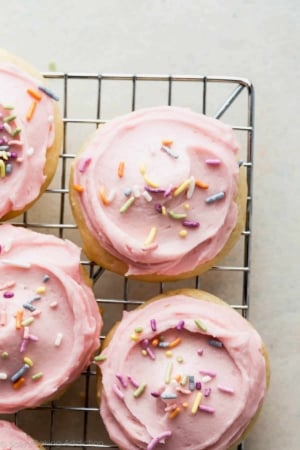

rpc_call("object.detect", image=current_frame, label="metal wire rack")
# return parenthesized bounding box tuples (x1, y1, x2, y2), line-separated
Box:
(2, 73, 254, 450)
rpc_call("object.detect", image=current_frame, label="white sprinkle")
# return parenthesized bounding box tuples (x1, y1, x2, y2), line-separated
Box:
(3, 240, 12, 252)
(48, 115, 54, 123)
(54, 332, 63, 347)
(26, 147, 34, 156)
(132, 184, 140, 198)
(3, 123, 12, 134)
(202, 375, 213, 383)
(0, 373, 8, 380)
(142, 190, 152, 202)
(186, 176, 195, 199)
(106, 189, 116, 203)
(0, 259, 31, 269)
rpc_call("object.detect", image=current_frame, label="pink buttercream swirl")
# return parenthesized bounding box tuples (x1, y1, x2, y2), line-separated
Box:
(0, 224, 102, 413)
(73, 106, 240, 276)
(99, 294, 267, 450)
(0, 420, 39, 449)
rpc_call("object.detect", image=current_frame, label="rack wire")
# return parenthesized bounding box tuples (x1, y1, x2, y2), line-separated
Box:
(2, 73, 254, 450)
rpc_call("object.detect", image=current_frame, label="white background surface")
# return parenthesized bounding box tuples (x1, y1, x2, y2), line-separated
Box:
(1, 1, 299, 448)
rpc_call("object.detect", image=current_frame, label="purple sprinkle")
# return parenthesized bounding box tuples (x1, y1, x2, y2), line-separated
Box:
(116, 373, 128, 388)
(3, 291, 14, 298)
(176, 320, 185, 331)
(147, 431, 172, 450)
(10, 151, 17, 159)
(204, 387, 211, 397)
(150, 319, 157, 332)
(79, 157, 92, 173)
(141, 339, 149, 349)
(28, 334, 39, 342)
(197, 348, 204, 356)
(128, 375, 139, 388)
(145, 186, 165, 194)
(196, 381, 202, 390)
(205, 158, 221, 166)
(0, 245, 2, 254)
(163, 184, 173, 198)
(155, 203, 162, 213)
(199, 404, 215, 414)
(151, 391, 160, 398)
(146, 346, 156, 360)
(182, 220, 200, 228)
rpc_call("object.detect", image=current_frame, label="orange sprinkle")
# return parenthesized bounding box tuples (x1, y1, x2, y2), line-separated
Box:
(16, 310, 23, 329)
(175, 374, 182, 383)
(152, 338, 159, 347)
(169, 406, 181, 419)
(182, 402, 189, 408)
(73, 184, 85, 193)
(27, 88, 42, 101)
(13, 377, 25, 389)
(99, 186, 111, 205)
(162, 139, 173, 147)
(169, 337, 182, 349)
(195, 180, 209, 189)
(118, 161, 125, 178)
(26, 100, 37, 121)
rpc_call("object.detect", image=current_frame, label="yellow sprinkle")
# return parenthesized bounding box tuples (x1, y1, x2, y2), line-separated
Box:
(0, 160, 5, 177)
(120, 196, 135, 213)
(139, 164, 146, 175)
(36, 286, 46, 295)
(130, 333, 139, 342)
(169, 406, 181, 419)
(23, 357, 33, 367)
(192, 392, 202, 414)
(173, 179, 190, 197)
(144, 174, 159, 188)
(184, 203, 190, 210)
(26, 100, 37, 121)
(144, 226, 157, 247)
(73, 184, 84, 193)
(162, 206, 167, 216)
(141, 349, 147, 356)
(165, 350, 173, 357)
(179, 230, 188, 238)
(165, 362, 173, 384)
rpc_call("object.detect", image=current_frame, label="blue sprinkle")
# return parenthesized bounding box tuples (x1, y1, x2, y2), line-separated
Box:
(38, 85, 59, 101)
(23, 303, 36, 312)
(158, 342, 169, 348)
(43, 274, 50, 283)
(205, 191, 225, 204)
(188, 375, 195, 391)
(208, 339, 223, 348)
(10, 364, 30, 383)
(124, 187, 132, 197)
(160, 393, 178, 399)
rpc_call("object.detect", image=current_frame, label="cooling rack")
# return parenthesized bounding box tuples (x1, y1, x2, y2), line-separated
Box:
(2, 73, 254, 450)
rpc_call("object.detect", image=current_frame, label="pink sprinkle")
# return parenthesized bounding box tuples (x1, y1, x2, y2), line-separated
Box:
(150, 319, 157, 332)
(176, 386, 191, 395)
(32, 309, 41, 317)
(197, 348, 204, 356)
(199, 370, 216, 378)
(79, 157, 92, 173)
(0, 281, 16, 290)
(146, 346, 156, 360)
(176, 320, 185, 331)
(205, 158, 221, 166)
(204, 387, 211, 397)
(113, 383, 125, 400)
(23, 327, 30, 339)
(50, 301, 58, 308)
(218, 385, 235, 395)
(147, 431, 172, 450)
(128, 376, 139, 388)
(28, 334, 39, 342)
(3, 291, 14, 298)
(199, 404, 215, 414)
(20, 339, 28, 353)
(8, 140, 23, 146)
(163, 185, 173, 198)
(164, 403, 177, 412)
(116, 373, 127, 388)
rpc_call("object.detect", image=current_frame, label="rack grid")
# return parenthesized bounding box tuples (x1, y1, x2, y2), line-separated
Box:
(2, 72, 254, 450)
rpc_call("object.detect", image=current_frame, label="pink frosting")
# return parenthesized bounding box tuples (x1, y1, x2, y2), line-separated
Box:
(73, 106, 240, 276)
(0, 64, 56, 218)
(99, 294, 267, 450)
(0, 420, 39, 449)
(0, 224, 102, 413)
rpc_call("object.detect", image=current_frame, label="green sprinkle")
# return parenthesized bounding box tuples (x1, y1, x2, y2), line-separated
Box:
(3, 105, 14, 110)
(93, 354, 107, 362)
(32, 372, 43, 380)
(11, 127, 22, 137)
(133, 383, 147, 398)
(176, 356, 184, 364)
(1, 352, 9, 359)
(4, 114, 16, 123)
(21, 317, 34, 327)
(165, 362, 173, 384)
(120, 196, 135, 213)
(134, 326, 143, 334)
(194, 319, 207, 332)
(168, 211, 187, 220)
(48, 61, 57, 72)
